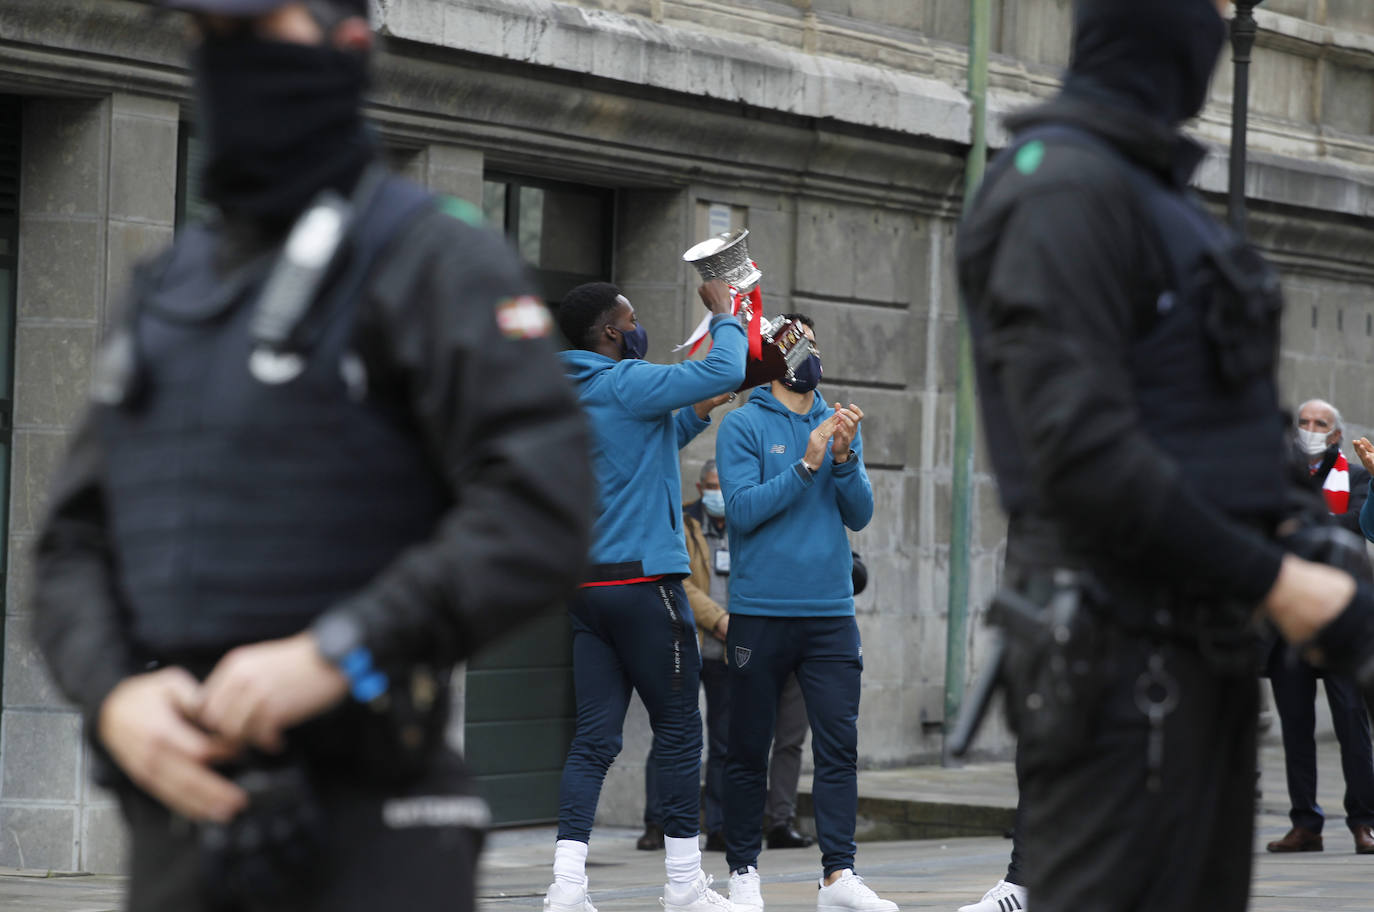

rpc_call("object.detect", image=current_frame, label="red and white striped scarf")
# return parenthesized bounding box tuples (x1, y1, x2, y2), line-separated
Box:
(1317, 451, 1350, 514)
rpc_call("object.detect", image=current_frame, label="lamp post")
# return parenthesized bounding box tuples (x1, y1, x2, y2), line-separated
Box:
(944, 0, 990, 766)
(1227, 0, 1263, 235)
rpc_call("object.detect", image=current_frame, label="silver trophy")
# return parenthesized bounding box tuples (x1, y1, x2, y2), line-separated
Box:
(683, 229, 762, 293)
(681, 229, 814, 390)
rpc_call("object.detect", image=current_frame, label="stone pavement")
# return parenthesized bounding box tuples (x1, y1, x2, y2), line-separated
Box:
(3, 741, 1371, 911)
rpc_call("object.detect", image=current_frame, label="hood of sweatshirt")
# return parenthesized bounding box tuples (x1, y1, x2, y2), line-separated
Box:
(560, 348, 617, 384)
(747, 385, 831, 422)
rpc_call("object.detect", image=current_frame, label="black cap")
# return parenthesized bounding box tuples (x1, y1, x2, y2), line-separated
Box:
(162, 0, 368, 17)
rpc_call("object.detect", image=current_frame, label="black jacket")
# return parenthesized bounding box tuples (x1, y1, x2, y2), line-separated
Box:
(32, 177, 593, 726)
(956, 91, 1286, 603)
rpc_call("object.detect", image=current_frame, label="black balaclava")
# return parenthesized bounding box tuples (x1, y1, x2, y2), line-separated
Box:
(1064, 0, 1228, 126)
(193, 29, 374, 226)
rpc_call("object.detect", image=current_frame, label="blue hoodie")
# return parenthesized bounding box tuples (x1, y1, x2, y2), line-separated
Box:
(560, 315, 746, 580)
(716, 386, 873, 616)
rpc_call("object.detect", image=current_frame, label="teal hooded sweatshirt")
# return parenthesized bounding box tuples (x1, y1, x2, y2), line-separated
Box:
(560, 315, 746, 579)
(716, 386, 873, 616)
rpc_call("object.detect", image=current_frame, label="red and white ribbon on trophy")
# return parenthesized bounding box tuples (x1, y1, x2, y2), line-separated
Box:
(676, 266, 764, 361)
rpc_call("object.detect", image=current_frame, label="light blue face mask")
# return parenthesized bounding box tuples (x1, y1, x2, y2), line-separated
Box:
(701, 489, 725, 518)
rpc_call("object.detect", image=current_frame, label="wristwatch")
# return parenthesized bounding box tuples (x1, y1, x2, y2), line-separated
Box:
(313, 612, 389, 703)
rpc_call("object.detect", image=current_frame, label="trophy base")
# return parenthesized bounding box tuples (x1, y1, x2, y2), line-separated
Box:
(736, 316, 810, 392)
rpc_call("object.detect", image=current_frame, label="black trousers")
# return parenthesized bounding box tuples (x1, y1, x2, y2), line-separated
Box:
(1010, 631, 1258, 912)
(1004, 745, 1026, 888)
(1269, 653, 1374, 833)
(118, 749, 483, 912)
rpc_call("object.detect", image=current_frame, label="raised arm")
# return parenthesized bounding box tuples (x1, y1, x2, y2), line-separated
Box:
(613, 316, 746, 419)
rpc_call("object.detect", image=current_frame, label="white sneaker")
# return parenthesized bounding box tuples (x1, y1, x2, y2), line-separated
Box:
(816, 870, 898, 912)
(663, 872, 739, 912)
(545, 880, 598, 912)
(956, 879, 1027, 912)
(729, 866, 764, 911)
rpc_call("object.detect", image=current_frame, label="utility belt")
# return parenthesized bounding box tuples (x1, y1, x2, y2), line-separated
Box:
(1005, 562, 1262, 674)
(115, 652, 460, 910)
(951, 563, 1261, 774)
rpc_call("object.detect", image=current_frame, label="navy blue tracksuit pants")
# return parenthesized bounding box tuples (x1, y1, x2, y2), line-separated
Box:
(724, 614, 862, 876)
(646, 657, 730, 834)
(558, 580, 703, 842)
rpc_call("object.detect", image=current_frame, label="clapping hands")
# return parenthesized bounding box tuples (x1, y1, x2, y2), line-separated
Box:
(802, 402, 863, 470)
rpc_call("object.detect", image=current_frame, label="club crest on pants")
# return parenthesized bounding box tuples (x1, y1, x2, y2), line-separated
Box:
(735, 646, 752, 667)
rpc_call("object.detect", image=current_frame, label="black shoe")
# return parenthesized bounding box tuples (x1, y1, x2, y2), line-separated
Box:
(766, 821, 814, 849)
(704, 831, 727, 852)
(637, 824, 664, 851)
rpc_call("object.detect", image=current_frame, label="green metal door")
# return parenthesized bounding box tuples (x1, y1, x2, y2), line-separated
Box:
(465, 172, 612, 826)
(465, 608, 576, 825)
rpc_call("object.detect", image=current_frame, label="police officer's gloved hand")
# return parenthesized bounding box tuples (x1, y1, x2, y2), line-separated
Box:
(1281, 520, 1373, 583)
(1280, 520, 1374, 695)
(1306, 583, 1374, 695)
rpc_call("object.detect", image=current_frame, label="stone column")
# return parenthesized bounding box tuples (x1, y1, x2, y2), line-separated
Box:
(420, 143, 485, 755)
(1, 91, 178, 874)
(423, 144, 484, 205)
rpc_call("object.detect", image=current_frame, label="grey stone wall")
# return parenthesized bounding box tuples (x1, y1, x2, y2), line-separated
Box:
(0, 0, 1369, 872)
(1, 91, 179, 873)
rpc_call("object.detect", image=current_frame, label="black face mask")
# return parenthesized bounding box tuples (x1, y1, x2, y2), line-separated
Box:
(193, 33, 374, 225)
(1065, 0, 1227, 126)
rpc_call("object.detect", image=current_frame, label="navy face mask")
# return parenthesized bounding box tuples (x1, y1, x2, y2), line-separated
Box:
(782, 354, 822, 394)
(619, 324, 649, 360)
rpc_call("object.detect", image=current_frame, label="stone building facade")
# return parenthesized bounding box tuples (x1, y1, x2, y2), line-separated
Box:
(0, 0, 1370, 873)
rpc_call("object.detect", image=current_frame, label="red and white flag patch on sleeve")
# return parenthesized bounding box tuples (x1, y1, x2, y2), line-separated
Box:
(495, 295, 553, 340)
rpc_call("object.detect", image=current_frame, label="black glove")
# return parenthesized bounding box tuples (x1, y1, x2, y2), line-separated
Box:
(1281, 518, 1372, 582)
(1307, 583, 1374, 692)
(1282, 517, 1374, 693)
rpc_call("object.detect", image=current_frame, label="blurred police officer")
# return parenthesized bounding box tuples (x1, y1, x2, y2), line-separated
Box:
(958, 0, 1374, 909)
(32, 2, 591, 910)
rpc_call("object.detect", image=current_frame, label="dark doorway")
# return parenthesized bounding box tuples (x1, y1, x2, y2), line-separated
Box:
(466, 173, 615, 825)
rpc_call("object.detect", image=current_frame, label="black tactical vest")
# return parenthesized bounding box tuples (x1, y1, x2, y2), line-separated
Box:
(97, 176, 449, 659)
(971, 125, 1289, 549)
